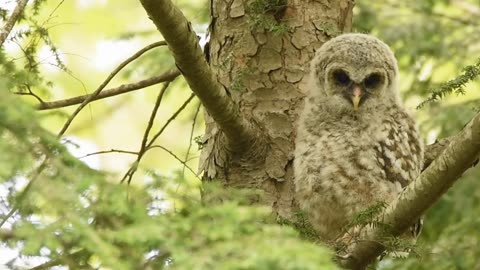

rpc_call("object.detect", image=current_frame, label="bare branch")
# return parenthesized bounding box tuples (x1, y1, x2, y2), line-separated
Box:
(183, 101, 201, 177)
(57, 41, 168, 137)
(36, 69, 181, 110)
(139, 0, 259, 153)
(0, 0, 30, 47)
(140, 82, 170, 153)
(149, 145, 199, 177)
(78, 149, 139, 159)
(121, 91, 196, 184)
(147, 93, 196, 149)
(120, 82, 171, 183)
(14, 84, 45, 103)
(340, 112, 480, 269)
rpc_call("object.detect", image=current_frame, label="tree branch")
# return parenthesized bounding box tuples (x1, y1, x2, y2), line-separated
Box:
(424, 136, 456, 168)
(120, 82, 172, 184)
(120, 91, 197, 184)
(57, 41, 167, 137)
(78, 149, 139, 159)
(340, 112, 480, 269)
(0, 0, 29, 47)
(149, 145, 199, 177)
(138, 0, 259, 153)
(36, 69, 180, 110)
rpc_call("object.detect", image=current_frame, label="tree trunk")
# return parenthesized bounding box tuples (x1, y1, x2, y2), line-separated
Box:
(200, 0, 354, 219)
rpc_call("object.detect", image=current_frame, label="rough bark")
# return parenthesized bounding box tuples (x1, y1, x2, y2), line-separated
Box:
(423, 136, 456, 168)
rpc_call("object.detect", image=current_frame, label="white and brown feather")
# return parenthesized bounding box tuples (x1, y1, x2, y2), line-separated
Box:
(294, 34, 424, 242)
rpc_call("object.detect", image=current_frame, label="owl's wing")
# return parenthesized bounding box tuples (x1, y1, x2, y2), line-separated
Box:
(374, 112, 423, 188)
(374, 111, 424, 238)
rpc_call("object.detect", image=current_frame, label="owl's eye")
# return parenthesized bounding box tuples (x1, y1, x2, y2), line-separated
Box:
(332, 70, 351, 86)
(363, 73, 383, 89)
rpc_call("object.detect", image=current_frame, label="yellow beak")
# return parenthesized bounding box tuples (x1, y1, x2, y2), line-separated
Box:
(352, 95, 361, 111)
(351, 85, 362, 111)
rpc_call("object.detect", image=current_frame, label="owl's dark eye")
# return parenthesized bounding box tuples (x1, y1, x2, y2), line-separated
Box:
(332, 70, 351, 86)
(363, 73, 383, 89)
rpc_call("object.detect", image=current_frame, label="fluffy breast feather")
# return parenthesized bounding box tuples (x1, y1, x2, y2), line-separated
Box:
(294, 102, 423, 240)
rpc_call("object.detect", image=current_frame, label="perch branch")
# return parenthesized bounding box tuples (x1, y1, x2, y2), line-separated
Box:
(340, 112, 480, 270)
(424, 136, 456, 168)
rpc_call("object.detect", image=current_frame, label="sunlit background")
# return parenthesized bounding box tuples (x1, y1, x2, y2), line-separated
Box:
(1, 0, 479, 269)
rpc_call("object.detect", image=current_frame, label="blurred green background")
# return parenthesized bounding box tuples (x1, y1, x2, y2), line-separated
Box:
(0, 0, 479, 269)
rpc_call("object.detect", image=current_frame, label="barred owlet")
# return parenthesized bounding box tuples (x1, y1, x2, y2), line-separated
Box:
(294, 33, 424, 242)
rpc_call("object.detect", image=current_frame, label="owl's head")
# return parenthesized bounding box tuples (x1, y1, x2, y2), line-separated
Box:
(310, 33, 400, 115)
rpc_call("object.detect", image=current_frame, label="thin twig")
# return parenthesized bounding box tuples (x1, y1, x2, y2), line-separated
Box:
(0, 0, 30, 47)
(36, 69, 181, 110)
(78, 149, 139, 159)
(57, 41, 168, 137)
(121, 166, 137, 184)
(14, 84, 44, 103)
(147, 93, 196, 148)
(175, 102, 202, 194)
(121, 83, 171, 184)
(121, 93, 197, 184)
(148, 145, 199, 178)
(182, 101, 201, 177)
(140, 82, 171, 153)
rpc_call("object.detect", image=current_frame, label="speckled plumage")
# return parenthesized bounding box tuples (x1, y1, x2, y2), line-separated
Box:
(294, 33, 424, 241)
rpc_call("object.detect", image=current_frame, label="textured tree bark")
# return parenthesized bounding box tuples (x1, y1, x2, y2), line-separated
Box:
(201, 0, 354, 219)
